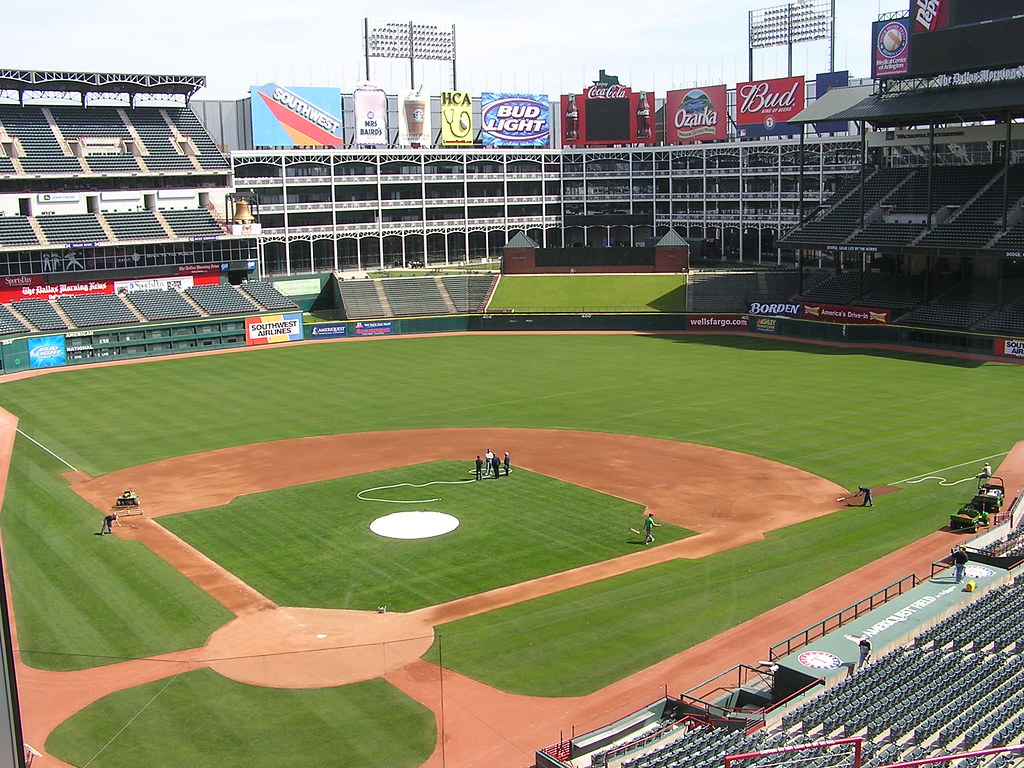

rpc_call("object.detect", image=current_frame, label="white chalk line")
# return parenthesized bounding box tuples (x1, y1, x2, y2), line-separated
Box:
(15, 429, 78, 472)
(357, 479, 476, 504)
(893, 451, 1009, 487)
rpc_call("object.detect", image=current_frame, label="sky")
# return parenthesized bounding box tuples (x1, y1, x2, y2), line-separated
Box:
(6, 0, 909, 99)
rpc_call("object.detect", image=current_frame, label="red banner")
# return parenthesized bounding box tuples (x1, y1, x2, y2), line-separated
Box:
(0, 273, 219, 305)
(665, 86, 727, 144)
(735, 76, 804, 126)
(913, 0, 949, 33)
(802, 303, 890, 324)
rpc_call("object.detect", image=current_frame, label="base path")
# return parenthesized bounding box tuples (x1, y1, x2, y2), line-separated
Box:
(17, 427, 907, 768)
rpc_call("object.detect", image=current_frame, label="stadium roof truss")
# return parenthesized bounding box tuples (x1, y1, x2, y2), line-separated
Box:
(0, 69, 205, 103)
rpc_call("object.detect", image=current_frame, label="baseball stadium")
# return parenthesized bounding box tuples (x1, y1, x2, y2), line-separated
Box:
(2, 3, 1024, 768)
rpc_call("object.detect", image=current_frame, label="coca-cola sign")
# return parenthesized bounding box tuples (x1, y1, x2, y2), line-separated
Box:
(585, 84, 628, 99)
(665, 86, 727, 144)
(735, 76, 805, 125)
(561, 83, 654, 147)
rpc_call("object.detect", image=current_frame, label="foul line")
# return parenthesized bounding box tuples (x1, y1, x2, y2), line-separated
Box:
(893, 451, 1009, 487)
(82, 669, 186, 767)
(357, 479, 475, 504)
(15, 429, 78, 472)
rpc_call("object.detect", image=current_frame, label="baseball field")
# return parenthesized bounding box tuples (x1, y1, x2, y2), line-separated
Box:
(0, 331, 1021, 768)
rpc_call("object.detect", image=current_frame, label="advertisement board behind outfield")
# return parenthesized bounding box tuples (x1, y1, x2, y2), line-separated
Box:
(748, 302, 803, 317)
(998, 339, 1024, 358)
(245, 313, 303, 345)
(28, 336, 67, 369)
(688, 315, 748, 330)
(802, 303, 890, 324)
(355, 321, 393, 336)
(309, 324, 348, 339)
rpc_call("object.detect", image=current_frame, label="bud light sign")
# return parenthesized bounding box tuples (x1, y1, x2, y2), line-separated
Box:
(481, 93, 549, 147)
(28, 335, 67, 369)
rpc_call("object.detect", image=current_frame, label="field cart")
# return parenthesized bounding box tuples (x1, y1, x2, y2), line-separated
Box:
(949, 476, 1003, 531)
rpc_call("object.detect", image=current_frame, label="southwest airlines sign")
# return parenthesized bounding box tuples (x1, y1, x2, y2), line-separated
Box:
(251, 83, 345, 147)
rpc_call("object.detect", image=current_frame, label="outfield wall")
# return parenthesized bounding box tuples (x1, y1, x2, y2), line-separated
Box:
(1, 312, 1022, 373)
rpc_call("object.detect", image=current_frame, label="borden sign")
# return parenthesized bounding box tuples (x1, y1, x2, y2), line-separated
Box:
(665, 86, 726, 144)
(735, 76, 804, 128)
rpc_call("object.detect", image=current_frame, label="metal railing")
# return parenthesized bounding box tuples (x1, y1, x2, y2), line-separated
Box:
(768, 574, 920, 661)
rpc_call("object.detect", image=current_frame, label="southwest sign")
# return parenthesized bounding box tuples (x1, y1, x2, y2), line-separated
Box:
(250, 84, 344, 147)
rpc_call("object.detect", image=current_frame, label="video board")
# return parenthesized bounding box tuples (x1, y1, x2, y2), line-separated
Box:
(907, 0, 1024, 77)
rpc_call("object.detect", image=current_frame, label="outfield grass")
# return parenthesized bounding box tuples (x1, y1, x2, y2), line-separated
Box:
(1, 333, 1021, 765)
(160, 461, 688, 612)
(46, 669, 435, 768)
(488, 274, 687, 312)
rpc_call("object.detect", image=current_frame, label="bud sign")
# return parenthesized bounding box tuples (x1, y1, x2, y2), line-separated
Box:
(735, 76, 805, 126)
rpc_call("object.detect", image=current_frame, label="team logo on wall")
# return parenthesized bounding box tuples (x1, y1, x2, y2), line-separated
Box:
(797, 650, 844, 670)
(481, 93, 549, 147)
(250, 84, 344, 147)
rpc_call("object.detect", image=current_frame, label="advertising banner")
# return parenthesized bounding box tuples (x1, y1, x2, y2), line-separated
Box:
(245, 313, 303, 345)
(802, 303, 891, 324)
(747, 301, 804, 317)
(0, 279, 112, 303)
(912, 0, 949, 33)
(561, 74, 655, 147)
(813, 71, 850, 134)
(355, 321, 393, 336)
(747, 301, 889, 324)
(735, 75, 805, 137)
(754, 317, 779, 334)
(28, 336, 67, 369)
(687, 315, 749, 330)
(481, 93, 550, 147)
(113, 276, 196, 294)
(353, 82, 389, 146)
(872, 19, 910, 78)
(398, 87, 431, 147)
(664, 86, 727, 144)
(309, 324, 348, 339)
(997, 339, 1024, 358)
(440, 91, 474, 146)
(250, 84, 344, 147)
